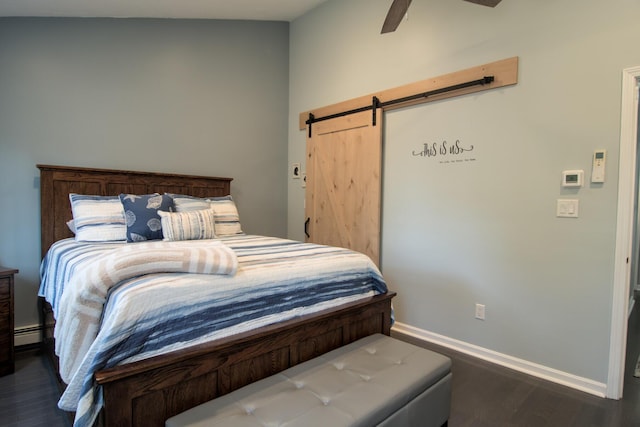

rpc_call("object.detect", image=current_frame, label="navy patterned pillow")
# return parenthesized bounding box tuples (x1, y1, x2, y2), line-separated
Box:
(119, 193, 174, 242)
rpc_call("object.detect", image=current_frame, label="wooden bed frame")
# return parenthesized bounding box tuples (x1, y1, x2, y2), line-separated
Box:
(37, 164, 395, 427)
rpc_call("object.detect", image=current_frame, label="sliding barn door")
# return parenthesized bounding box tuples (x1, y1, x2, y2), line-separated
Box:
(305, 109, 383, 266)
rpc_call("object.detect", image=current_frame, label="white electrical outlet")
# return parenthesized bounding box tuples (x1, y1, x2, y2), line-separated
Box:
(475, 303, 486, 320)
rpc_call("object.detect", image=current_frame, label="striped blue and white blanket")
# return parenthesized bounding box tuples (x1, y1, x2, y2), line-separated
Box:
(54, 239, 238, 384)
(39, 235, 387, 427)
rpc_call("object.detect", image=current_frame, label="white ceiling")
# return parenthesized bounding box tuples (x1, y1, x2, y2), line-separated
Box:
(0, 0, 330, 21)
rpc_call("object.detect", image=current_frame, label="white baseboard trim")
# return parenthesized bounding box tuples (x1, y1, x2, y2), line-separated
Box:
(392, 321, 607, 398)
(14, 324, 42, 347)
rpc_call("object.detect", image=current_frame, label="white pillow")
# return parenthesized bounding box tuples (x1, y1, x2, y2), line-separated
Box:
(158, 208, 217, 241)
(69, 194, 126, 242)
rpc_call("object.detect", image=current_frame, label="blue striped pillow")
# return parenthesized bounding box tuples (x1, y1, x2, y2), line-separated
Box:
(208, 196, 243, 236)
(69, 194, 127, 242)
(171, 195, 243, 236)
(170, 195, 211, 212)
(158, 209, 217, 241)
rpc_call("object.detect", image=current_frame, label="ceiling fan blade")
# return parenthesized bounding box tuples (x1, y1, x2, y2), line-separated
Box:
(381, 0, 413, 34)
(463, 0, 502, 7)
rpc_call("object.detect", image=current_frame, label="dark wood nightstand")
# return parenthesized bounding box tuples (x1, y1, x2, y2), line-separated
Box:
(0, 266, 17, 376)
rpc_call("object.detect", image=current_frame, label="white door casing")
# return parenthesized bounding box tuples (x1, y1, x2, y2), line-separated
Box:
(608, 65, 640, 399)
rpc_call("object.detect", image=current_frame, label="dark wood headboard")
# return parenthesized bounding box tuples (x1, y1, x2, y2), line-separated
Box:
(37, 164, 233, 258)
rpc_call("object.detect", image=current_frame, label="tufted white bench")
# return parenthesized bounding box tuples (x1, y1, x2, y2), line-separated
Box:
(166, 334, 451, 427)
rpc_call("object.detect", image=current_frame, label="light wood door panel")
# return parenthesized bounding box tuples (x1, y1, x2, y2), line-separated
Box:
(305, 109, 382, 266)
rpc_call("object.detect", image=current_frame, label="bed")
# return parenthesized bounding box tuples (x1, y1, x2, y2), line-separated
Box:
(37, 164, 395, 427)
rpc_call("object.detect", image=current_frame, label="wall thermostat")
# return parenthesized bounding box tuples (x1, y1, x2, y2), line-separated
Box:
(562, 170, 584, 187)
(591, 149, 606, 183)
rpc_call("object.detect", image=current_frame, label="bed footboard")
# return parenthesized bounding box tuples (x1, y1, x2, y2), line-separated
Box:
(93, 292, 394, 427)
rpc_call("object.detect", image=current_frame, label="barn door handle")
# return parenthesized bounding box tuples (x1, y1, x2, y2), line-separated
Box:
(304, 217, 310, 238)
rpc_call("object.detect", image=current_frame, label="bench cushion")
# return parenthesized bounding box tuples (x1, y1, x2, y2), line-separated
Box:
(166, 334, 451, 427)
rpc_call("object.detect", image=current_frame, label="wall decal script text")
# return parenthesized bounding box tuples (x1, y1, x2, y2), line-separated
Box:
(412, 140, 476, 164)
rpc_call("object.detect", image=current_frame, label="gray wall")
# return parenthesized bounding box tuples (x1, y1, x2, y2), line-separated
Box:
(0, 18, 289, 332)
(288, 0, 640, 387)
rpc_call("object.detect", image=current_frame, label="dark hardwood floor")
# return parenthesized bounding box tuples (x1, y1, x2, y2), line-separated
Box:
(396, 302, 640, 427)
(0, 345, 70, 427)
(3, 306, 640, 427)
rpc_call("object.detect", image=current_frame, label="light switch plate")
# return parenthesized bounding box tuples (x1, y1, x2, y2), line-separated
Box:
(291, 163, 301, 179)
(557, 199, 579, 218)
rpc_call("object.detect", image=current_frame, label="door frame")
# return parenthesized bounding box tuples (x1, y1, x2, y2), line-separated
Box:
(608, 65, 640, 399)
